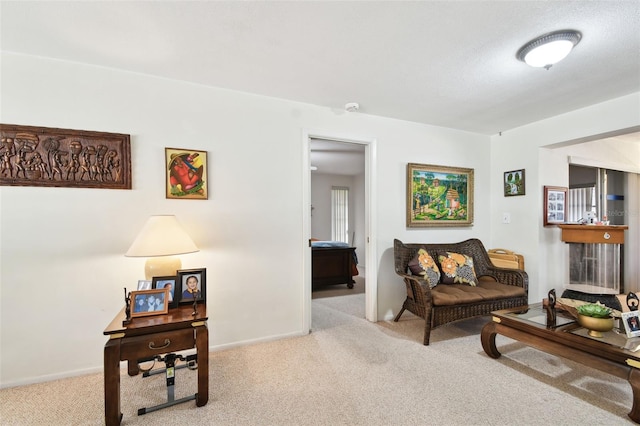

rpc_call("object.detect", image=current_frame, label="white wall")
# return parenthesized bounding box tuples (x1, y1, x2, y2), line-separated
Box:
(4, 52, 636, 387)
(374, 122, 492, 320)
(491, 93, 640, 303)
(0, 52, 492, 386)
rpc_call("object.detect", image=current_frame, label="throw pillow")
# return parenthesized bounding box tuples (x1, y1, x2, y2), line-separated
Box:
(438, 251, 478, 286)
(408, 248, 440, 287)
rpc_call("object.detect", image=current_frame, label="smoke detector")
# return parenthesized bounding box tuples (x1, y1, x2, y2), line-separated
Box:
(345, 102, 359, 112)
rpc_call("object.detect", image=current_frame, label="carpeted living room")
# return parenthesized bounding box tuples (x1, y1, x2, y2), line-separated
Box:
(0, 291, 633, 424)
(1, 2, 639, 426)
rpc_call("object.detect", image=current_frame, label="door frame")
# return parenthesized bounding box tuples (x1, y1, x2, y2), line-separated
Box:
(302, 129, 377, 332)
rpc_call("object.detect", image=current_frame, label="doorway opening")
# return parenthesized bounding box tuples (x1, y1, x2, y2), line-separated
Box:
(302, 130, 377, 333)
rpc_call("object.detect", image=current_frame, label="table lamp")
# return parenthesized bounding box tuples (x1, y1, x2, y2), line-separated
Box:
(125, 215, 199, 280)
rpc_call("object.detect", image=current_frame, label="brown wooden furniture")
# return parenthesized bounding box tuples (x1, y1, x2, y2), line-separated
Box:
(558, 224, 628, 298)
(103, 304, 208, 425)
(312, 246, 357, 289)
(482, 304, 640, 423)
(487, 248, 525, 270)
(558, 224, 629, 244)
(394, 238, 528, 345)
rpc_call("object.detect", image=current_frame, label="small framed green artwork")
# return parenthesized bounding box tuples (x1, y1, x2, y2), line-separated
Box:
(406, 163, 474, 227)
(504, 169, 525, 196)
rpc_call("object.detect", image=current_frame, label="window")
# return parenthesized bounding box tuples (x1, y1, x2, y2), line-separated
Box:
(568, 187, 595, 223)
(331, 187, 349, 243)
(569, 165, 626, 224)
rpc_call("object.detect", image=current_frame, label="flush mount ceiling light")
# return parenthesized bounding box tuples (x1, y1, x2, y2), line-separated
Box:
(516, 30, 582, 70)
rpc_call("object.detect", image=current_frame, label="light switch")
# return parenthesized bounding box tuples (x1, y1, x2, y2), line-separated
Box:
(502, 212, 511, 224)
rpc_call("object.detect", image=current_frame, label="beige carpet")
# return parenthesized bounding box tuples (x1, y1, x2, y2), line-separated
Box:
(312, 275, 365, 299)
(0, 293, 634, 425)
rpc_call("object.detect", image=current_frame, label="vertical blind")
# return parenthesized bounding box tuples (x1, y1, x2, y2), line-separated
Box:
(568, 187, 595, 223)
(331, 187, 349, 243)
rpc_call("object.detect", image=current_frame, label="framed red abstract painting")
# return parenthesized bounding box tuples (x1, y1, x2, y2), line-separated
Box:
(165, 147, 208, 200)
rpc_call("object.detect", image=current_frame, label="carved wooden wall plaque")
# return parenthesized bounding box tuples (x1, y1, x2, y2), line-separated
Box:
(0, 124, 131, 189)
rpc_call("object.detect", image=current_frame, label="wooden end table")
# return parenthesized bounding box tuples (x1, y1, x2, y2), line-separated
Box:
(103, 305, 208, 425)
(482, 303, 640, 423)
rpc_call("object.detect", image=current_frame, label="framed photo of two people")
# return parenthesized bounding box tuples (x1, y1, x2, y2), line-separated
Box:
(152, 276, 179, 309)
(177, 268, 206, 305)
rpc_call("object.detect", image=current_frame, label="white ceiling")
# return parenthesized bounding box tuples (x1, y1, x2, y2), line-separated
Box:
(1, 1, 639, 174)
(310, 139, 366, 176)
(2, 1, 639, 136)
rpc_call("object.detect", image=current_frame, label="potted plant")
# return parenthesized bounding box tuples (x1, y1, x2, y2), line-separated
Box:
(576, 302, 613, 337)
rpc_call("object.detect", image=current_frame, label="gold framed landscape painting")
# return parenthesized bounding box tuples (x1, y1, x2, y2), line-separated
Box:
(165, 147, 208, 200)
(407, 163, 474, 227)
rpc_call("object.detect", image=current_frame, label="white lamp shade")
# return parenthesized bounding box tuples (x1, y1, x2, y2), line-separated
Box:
(125, 215, 199, 257)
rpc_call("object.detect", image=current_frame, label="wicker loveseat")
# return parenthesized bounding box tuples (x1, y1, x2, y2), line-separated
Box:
(393, 238, 528, 345)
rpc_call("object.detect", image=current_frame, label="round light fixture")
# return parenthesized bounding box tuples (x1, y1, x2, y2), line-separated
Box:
(516, 30, 582, 69)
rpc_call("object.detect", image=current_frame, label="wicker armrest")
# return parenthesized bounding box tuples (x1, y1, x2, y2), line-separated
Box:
(397, 272, 434, 305)
(481, 266, 528, 292)
(397, 272, 433, 290)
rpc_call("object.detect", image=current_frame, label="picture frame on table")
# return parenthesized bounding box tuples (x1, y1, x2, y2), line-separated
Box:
(130, 288, 170, 318)
(137, 280, 152, 290)
(165, 147, 208, 200)
(152, 276, 178, 309)
(622, 311, 640, 338)
(406, 163, 474, 228)
(543, 186, 567, 226)
(177, 268, 206, 305)
(504, 169, 525, 196)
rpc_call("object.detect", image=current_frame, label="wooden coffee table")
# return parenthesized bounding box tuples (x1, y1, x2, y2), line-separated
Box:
(482, 303, 640, 423)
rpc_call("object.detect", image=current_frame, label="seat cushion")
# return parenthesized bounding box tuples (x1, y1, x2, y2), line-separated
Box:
(432, 280, 525, 306)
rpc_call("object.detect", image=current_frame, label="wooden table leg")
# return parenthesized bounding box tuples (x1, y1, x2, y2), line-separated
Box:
(195, 323, 209, 407)
(126, 359, 140, 376)
(481, 320, 502, 359)
(104, 338, 122, 426)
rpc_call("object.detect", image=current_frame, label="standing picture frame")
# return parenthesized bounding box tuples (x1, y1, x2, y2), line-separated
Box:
(177, 268, 207, 305)
(130, 288, 170, 318)
(406, 163, 474, 228)
(137, 280, 152, 290)
(622, 311, 640, 338)
(165, 147, 208, 200)
(152, 276, 178, 309)
(504, 169, 525, 196)
(543, 186, 567, 226)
